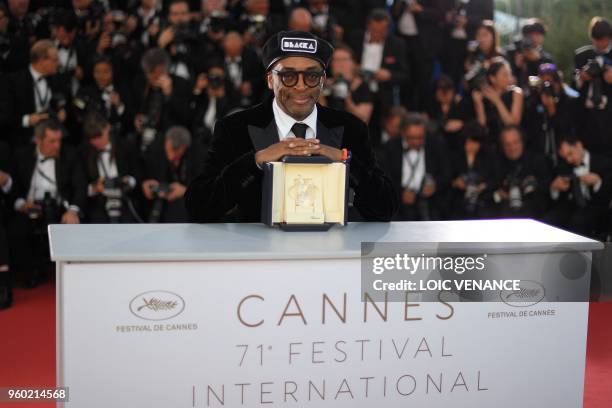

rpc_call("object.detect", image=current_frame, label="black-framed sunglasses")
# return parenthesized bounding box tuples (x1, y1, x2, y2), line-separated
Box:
(272, 69, 325, 88)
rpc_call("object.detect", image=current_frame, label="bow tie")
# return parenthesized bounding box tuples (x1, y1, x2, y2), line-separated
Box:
(58, 44, 71, 51)
(39, 156, 55, 163)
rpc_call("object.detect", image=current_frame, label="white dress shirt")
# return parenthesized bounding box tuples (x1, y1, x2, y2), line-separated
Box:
(22, 66, 50, 128)
(272, 98, 317, 141)
(401, 141, 426, 191)
(398, 7, 418, 36)
(361, 32, 384, 73)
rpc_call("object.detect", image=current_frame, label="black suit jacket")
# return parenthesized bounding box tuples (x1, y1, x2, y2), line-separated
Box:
(552, 153, 612, 208)
(346, 31, 408, 108)
(10, 144, 87, 213)
(0, 68, 67, 148)
(379, 135, 452, 205)
(185, 96, 398, 222)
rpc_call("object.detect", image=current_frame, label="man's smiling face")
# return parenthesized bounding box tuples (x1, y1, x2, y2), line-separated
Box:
(267, 56, 324, 121)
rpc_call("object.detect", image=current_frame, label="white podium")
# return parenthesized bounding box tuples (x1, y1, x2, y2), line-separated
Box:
(49, 219, 601, 408)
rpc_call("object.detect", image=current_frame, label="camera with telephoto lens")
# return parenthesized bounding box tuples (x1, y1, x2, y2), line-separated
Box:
(507, 176, 537, 211)
(208, 10, 229, 33)
(514, 36, 536, 52)
(148, 182, 171, 223)
(332, 75, 350, 99)
(582, 56, 610, 108)
(557, 170, 587, 209)
(173, 22, 197, 44)
(29, 192, 61, 232)
(528, 76, 559, 99)
(246, 14, 267, 43)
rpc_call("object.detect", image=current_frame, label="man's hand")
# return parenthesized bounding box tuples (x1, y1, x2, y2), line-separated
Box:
(580, 67, 593, 82)
(193, 73, 208, 94)
(255, 139, 321, 166)
(134, 114, 145, 133)
(452, 177, 466, 190)
(166, 182, 186, 201)
(158, 26, 175, 48)
(580, 172, 601, 187)
(375, 68, 392, 82)
(402, 189, 416, 205)
(0, 170, 10, 188)
(142, 179, 160, 200)
(97, 32, 112, 54)
(91, 177, 105, 195)
(109, 91, 122, 108)
(28, 112, 49, 127)
(551, 176, 570, 192)
(240, 81, 252, 96)
(421, 182, 436, 198)
(604, 67, 612, 84)
(155, 74, 173, 96)
(61, 210, 80, 224)
(19, 201, 41, 214)
(57, 108, 67, 123)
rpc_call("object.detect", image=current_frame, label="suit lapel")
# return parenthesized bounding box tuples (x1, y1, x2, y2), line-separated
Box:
(316, 120, 343, 149)
(248, 119, 278, 151)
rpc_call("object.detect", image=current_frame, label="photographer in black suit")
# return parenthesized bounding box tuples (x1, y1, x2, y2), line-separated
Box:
(379, 112, 451, 221)
(492, 125, 551, 219)
(0, 40, 67, 148)
(7, 119, 86, 288)
(79, 112, 141, 223)
(132, 47, 192, 152)
(544, 136, 611, 238)
(142, 125, 204, 223)
(186, 30, 397, 222)
(573, 17, 612, 153)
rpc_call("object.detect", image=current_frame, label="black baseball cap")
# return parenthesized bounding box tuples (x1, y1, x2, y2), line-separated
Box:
(262, 30, 334, 72)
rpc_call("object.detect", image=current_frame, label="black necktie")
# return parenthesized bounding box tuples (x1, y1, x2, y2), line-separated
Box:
(291, 123, 308, 139)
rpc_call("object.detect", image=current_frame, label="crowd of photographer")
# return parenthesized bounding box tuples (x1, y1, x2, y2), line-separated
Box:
(0, 0, 611, 308)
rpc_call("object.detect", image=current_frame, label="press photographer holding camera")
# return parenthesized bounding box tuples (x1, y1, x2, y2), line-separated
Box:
(0, 40, 67, 148)
(142, 126, 204, 223)
(574, 17, 612, 153)
(492, 125, 550, 218)
(507, 19, 554, 89)
(191, 63, 233, 147)
(80, 112, 141, 223)
(157, 0, 199, 81)
(320, 44, 373, 124)
(544, 135, 611, 238)
(132, 47, 192, 151)
(523, 63, 576, 167)
(7, 119, 86, 288)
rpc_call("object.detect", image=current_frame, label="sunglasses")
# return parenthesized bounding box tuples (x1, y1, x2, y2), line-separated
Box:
(272, 69, 325, 88)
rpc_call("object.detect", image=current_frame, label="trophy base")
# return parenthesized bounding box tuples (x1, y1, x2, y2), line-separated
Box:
(278, 222, 335, 232)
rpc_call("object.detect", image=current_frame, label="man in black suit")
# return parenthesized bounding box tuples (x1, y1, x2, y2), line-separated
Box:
(379, 113, 451, 221)
(185, 30, 397, 222)
(544, 136, 611, 238)
(79, 112, 141, 223)
(0, 39, 67, 148)
(7, 119, 86, 287)
(221, 31, 265, 109)
(392, 0, 444, 110)
(573, 17, 612, 153)
(346, 9, 408, 144)
(492, 125, 551, 219)
(74, 55, 133, 142)
(142, 125, 204, 223)
(132, 47, 192, 152)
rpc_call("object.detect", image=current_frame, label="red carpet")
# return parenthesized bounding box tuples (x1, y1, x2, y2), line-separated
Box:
(0, 282, 611, 407)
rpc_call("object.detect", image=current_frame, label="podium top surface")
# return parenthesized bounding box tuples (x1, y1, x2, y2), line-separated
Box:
(48, 219, 603, 262)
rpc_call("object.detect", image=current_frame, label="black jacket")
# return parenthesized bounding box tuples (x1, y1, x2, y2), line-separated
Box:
(10, 144, 87, 213)
(185, 96, 398, 222)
